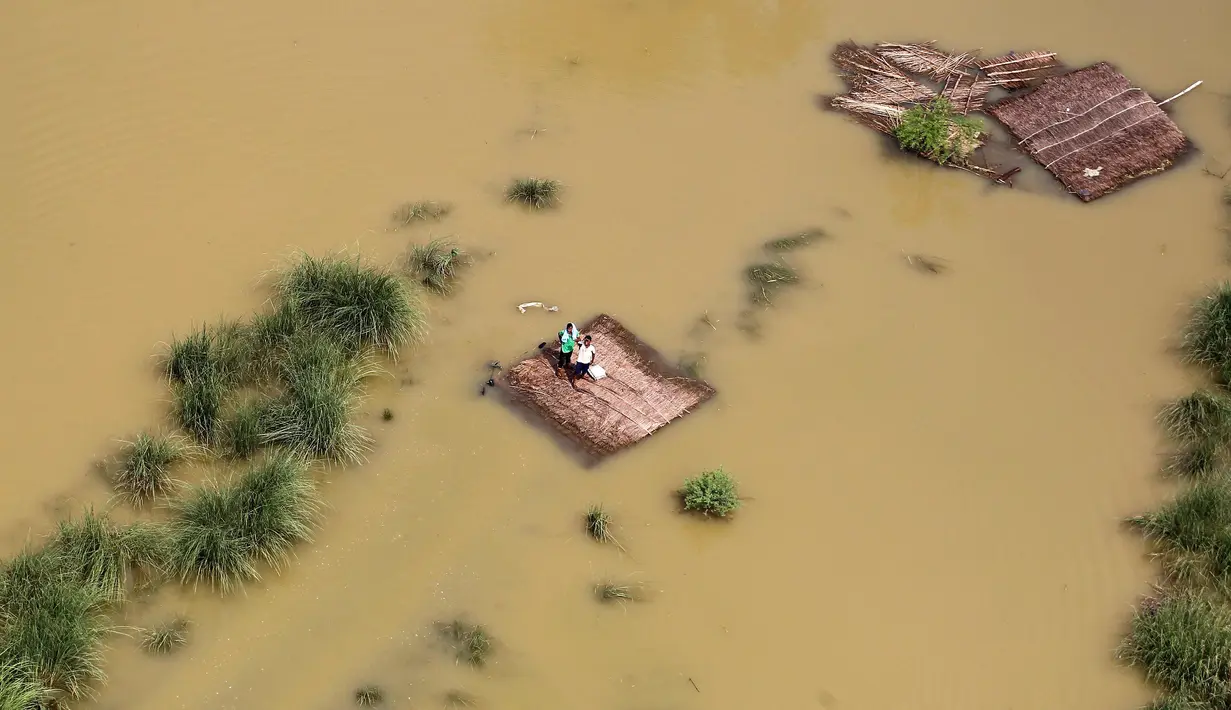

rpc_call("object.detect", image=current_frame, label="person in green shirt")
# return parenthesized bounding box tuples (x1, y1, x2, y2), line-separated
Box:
(555, 322, 579, 378)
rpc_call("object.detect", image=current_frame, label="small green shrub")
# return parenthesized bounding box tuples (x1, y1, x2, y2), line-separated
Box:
(141, 619, 189, 654)
(680, 468, 740, 517)
(275, 253, 427, 358)
(407, 238, 470, 295)
(1119, 592, 1231, 705)
(894, 97, 983, 165)
(505, 177, 561, 210)
(115, 433, 190, 504)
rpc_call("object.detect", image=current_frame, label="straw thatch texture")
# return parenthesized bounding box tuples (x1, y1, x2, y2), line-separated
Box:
(876, 42, 978, 80)
(501, 315, 715, 462)
(831, 42, 936, 105)
(989, 62, 1189, 201)
(977, 51, 1061, 89)
(940, 72, 993, 114)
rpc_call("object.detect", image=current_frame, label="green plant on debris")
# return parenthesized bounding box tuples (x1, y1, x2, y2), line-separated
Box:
(894, 97, 983, 165)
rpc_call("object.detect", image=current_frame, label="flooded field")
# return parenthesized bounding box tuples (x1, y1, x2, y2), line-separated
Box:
(2, 1, 1231, 708)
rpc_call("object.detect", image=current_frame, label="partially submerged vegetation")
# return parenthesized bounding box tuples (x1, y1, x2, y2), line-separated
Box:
(505, 177, 561, 210)
(141, 618, 189, 654)
(354, 684, 386, 707)
(437, 620, 494, 667)
(680, 468, 740, 517)
(391, 200, 450, 229)
(114, 432, 191, 504)
(745, 261, 799, 306)
(764, 228, 826, 252)
(1119, 592, 1231, 706)
(407, 238, 470, 295)
(894, 97, 983, 165)
(595, 580, 644, 604)
(584, 504, 622, 549)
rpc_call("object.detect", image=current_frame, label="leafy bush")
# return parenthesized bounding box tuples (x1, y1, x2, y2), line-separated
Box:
(680, 468, 741, 517)
(894, 97, 983, 165)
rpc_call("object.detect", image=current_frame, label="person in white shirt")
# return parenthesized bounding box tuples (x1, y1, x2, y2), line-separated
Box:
(570, 335, 597, 388)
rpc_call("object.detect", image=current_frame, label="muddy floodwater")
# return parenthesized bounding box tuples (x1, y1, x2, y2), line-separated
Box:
(3, 1, 1231, 708)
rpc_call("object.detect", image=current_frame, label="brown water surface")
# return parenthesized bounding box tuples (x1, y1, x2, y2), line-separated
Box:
(2, 1, 1231, 708)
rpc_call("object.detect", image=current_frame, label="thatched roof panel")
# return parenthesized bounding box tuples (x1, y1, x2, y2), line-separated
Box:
(977, 50, 1062, 88)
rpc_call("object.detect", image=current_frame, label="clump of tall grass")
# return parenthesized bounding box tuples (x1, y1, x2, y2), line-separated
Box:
(505, 177, 561, 210)
(894, 97, 983, 165)
(0, 660, 48, 710)
(680, 468, 740, 518)
(583, 505, 622, 549)
(263, 333, 374, 464)
(407, 239, 470, 295)
(1183, 283, 1231, 374)
(1118, 592, 1231, 706)
(391, 200, 450, 229)
(168, 451, 320, 592)
(1130, 479, 1231, 591)
(0, 548, 112, 702)
(163, 320, 252, 387)
(1166, 439, 1224, 480)
(219, 397, 269, 460)
(141, 618, 189, 654)
(48, 510, 167, 603)
(247, 304, 301, 380)
(745, 261, 799, 305)
(437, 620, 494, 667)
(354, 684, 385, 707)
(764, 228, 826, 252)
(115, 432, 191, 504)
(1160, 390, 1231, 443)
(594, 580, 643, 604)
(172, 371, 226, 444)
(274, 253, 427, 357)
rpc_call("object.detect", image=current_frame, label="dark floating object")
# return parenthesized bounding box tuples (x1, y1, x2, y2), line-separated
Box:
(486, 378, 495, 387)
(487, 360, 501, 369)
(480, 386, 486, 396)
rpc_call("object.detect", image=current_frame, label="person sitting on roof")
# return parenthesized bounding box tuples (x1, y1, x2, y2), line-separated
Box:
(556, 322, 579, 378)
(570, 335, 596, 389)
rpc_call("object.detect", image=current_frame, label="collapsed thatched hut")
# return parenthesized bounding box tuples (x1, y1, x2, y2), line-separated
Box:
(498, 314, 715, 465)
(988, 62, 1190, 201)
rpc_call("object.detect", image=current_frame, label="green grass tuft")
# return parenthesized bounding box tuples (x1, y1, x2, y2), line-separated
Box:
(0, 660, 48, 710)
(1183, 283, 1231, 373)
(1119, 592, 1231, 705)
(381, 408, 394, 422)
(583, 505, 620, 548)
(354, 684, 385, 707)
(745, 261, 799, 305)
(1160, 390, 1231, 443)
(594, 581, 643, 604)
(407, 239, 471, 295)
(505, 177, 561, 210)
(764, 228, 826, 252)
(263, 333, 374, 464)
(391, 200, 450, 229)
(247, 304, 301, 380)
(437, 620, 494, 667)
(141, 619, 189, 654)
(680, 468, 741, 518)
(168, 450, 320, 593)
(219, 397, 270, 460)
(172, 371, 225, 444)
(0, 549, 111, 701)
(164, 321, 253, 387)
(115, 433, 190, 504)
(275, 253, 427, 357)
(1130, 479, 1231, 591)
(49, 510, 167, 603)
(894, 97, 983, 165)
(1167, 439, 1224, 480)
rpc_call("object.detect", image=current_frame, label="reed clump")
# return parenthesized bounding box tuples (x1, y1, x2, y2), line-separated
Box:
(1130, 479, 1231, 592)
(0, 660, 48, 710)
(505, 177, 561, 210)
(172, 371, 226, 444)
(0, 548, 112, 702)
(594, 580, 644, 604)
(437, 620, 494, 667)
(1183, 283, 1231, 377)
(745, 261, 799, 306)
(1119, 592, 1231, 707)
(115, 432, 191, 504)
(141, 618, 189, 654)
(680, 468, 740, 518)
(1160, 391, 1231, 444)
(583, 505, 622, 549)
(167, 451, 320, 593)
(48, 510, 167, 603)
(407, 239, 471, 295)
(764, 228, 826, 252)
(219, 397, 269, 460)
(274, 253, 428, 357)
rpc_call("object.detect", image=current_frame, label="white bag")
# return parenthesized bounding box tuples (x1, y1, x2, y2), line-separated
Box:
(588, 364, 607, 380)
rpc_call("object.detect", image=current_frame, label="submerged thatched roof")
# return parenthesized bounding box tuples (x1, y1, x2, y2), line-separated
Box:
(499, 315, 715, 464)
(988, 62, 1189, 201)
